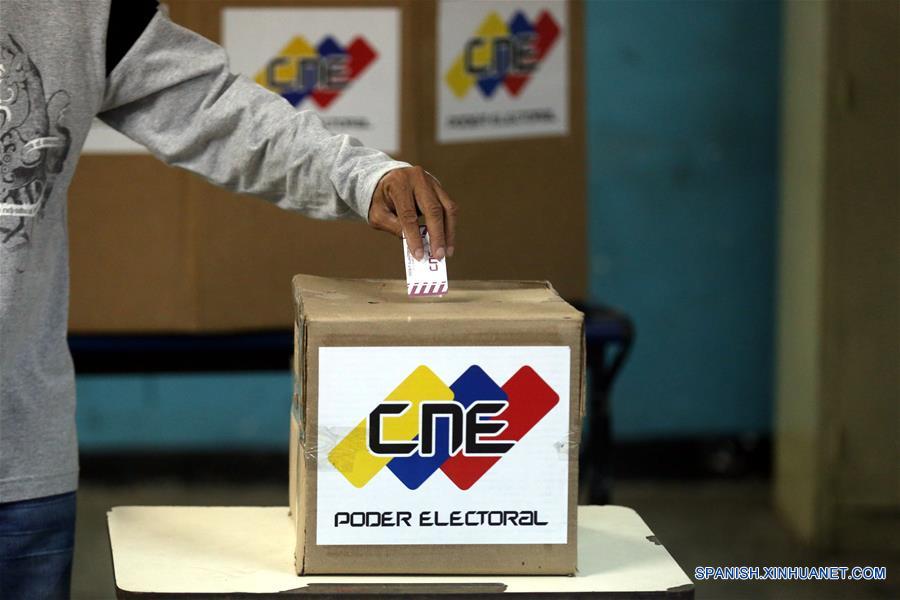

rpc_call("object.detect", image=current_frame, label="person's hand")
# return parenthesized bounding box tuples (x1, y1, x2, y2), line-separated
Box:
(368, 166, 457, 260)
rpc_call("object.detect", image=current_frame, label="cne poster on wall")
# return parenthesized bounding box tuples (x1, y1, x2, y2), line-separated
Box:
(222, 7, 402, 155)
(83, 8, 402, 155)
(437, 0, 569, 143)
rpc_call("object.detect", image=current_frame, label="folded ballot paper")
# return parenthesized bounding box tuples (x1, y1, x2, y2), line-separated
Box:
(403, 225, 449, 297)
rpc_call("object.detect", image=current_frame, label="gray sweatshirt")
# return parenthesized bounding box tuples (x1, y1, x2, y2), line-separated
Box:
(0, 1, 408, 502)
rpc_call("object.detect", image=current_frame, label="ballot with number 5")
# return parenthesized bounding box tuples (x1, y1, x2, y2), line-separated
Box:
(403, 225, 449, 296)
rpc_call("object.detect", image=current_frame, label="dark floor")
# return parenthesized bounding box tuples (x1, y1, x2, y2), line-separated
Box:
(72, 479, 899, 599)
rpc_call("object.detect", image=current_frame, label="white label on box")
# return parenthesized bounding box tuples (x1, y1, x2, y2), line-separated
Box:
(317, 346, 570, 545)
(403, 225, 449, 296)
(223, 7, 402, 154)
(437, 0, 569, 143)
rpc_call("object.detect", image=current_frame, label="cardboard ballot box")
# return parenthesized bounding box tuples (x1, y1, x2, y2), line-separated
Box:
(289, 275, 584, 575)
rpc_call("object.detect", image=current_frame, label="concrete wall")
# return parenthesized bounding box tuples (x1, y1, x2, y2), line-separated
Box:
(772, 0, 829, 544)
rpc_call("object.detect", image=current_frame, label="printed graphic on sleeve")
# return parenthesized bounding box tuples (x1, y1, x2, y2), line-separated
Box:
(0, 35, 71, 251)
(444, 10, 560, 100)
(254, 35, 377, 109)
(328, 365, 559, 490)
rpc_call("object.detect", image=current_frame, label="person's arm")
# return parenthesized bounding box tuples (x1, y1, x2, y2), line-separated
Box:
(99, 5, 456, 259)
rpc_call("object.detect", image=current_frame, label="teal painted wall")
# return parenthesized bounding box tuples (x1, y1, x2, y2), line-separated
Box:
(76, 373, 290, 451)
(586, 1, 781, 438)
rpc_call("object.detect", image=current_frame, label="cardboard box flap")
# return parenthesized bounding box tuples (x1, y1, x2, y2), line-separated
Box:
(291, 275, 582, 322)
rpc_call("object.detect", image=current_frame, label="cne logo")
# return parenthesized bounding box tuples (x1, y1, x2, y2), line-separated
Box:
(444, 10, 561, 100)
(328, 365, 559, 490)
(254, 35, 377, 109)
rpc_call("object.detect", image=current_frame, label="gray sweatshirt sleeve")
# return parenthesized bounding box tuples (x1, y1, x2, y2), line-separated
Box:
(98, 10, 410, 220)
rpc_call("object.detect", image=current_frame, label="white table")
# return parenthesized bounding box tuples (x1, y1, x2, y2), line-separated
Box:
(107, 505, 693, 598)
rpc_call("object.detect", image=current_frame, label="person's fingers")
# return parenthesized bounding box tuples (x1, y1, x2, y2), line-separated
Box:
(368, 201, 402, 237)
(391, 176, 425, 260)
(430, 179, 457, 257)
(369, 167, 455, 262)
(412, 167, 446, 260)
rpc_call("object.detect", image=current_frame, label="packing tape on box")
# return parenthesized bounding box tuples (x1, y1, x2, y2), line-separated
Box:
(291, 400, 305, 446)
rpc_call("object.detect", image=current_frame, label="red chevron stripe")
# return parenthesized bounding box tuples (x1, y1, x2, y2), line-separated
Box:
(440, 366, 559, 490)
